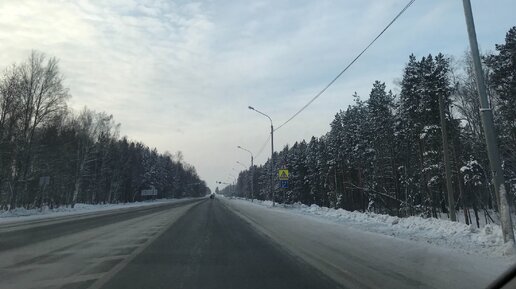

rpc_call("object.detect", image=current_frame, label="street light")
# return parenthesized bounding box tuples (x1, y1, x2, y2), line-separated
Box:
(228, 174, 237, 196)
(248, 106, 275, 206)
(237, 145, 254, 201)
(216, 180, 230, 196)
(236, 160, 250, 197)
(461, 0, 514, 243)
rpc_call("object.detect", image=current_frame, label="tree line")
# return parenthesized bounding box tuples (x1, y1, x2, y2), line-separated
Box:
(222, 27, 516, 226)
(0, 51, 208, 210)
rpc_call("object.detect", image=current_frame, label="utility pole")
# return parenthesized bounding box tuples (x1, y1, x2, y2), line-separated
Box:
(249, 106, 275, 206)
(229, 174, 237, 197)
(237, 146, 255, 202)
(462, 0, 515, 243)
(438, 94, 456, 221)
(250, 155, 254, 201)
(270, 123, 275, 206)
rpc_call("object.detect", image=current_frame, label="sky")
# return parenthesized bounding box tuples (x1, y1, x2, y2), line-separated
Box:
(1, 0, 515, 191)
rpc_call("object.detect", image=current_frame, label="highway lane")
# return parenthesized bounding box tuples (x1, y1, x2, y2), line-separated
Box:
(96, 199, 343, 289)
(3, 196, 509, 289)
(222, 198, 513, 289)
(0, 199, 203, 289)
(0, 198, 202, 251)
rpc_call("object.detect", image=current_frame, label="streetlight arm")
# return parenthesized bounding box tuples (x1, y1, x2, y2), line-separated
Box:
(249, 106, 273, 126)
(237, 146, 254, 158)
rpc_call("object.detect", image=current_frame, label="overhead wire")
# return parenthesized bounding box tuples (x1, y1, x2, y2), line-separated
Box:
(254, 134, 271, 159)
(274, 0, 416, 132)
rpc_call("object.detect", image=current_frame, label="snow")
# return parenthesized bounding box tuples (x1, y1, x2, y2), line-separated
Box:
(221, 196, 514, 289)
(419, 125, 439, 139)
(461, 159, 481, 173)
(224, 196, 516, 257)
(0, 198, 196, 225)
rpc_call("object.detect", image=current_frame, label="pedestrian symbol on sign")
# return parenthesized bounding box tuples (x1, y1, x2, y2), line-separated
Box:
(278, 169, 289, 180)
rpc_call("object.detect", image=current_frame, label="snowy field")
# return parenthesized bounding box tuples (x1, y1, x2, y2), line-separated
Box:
(224, 196, 516, 257)
(0, 198, 197, 225)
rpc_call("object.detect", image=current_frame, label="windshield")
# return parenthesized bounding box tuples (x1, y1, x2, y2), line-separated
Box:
(0, 1, 515, 289)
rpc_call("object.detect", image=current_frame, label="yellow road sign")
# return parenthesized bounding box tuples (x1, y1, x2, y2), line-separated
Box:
(278, 169, 289, 180)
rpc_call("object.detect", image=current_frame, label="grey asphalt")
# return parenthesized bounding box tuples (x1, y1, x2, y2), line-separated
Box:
(100, 199, 344, 289)
(0, 199, 200, 251)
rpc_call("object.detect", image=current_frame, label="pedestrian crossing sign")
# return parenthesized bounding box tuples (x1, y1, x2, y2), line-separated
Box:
(278, 169, 289, 180)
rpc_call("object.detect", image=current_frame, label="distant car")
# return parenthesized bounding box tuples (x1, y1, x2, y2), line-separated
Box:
(210, 194, 215, 199)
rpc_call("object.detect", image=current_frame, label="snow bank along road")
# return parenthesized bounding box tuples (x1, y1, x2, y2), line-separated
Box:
(222, 198, 514, 289)
(0, 197, 512, 289)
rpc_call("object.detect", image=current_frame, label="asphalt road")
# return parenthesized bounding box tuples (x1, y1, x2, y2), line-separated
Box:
(99, 199, 343, 289)
(1, 197, 509, 289)
(0, 199, 200, 251)
(0, 199, 202, 289)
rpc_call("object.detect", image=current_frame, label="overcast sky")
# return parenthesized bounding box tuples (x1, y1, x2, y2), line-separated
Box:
(1, 0, 514, 191)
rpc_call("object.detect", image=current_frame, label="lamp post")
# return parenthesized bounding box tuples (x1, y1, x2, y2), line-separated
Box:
(228, 174, 237, 196)
(249, 106, 275, 206)
(237, 146, 254, 201)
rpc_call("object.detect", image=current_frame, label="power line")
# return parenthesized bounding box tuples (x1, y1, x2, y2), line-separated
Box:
(255, 134, 271, 159)
(274, 0, 416, 132)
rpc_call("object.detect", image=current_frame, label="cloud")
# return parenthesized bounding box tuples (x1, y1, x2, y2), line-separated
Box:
(1, 0, 515, 190)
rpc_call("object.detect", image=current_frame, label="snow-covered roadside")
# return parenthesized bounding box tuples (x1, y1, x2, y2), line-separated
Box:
(0, 198, 197, 225)
(223, 196, 515, 257)
(221, 197, 513, 289)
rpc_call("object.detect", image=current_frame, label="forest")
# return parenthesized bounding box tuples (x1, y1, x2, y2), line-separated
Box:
(0, 51, 208, 210)
(221, 26, 516, 226)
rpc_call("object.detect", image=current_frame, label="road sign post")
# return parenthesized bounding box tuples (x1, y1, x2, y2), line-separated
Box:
(141, 186, 158, 199)
(278, 169, 289, 203)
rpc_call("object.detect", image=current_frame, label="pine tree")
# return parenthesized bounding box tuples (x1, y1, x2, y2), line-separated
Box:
(367, 81, 398, 214)
(486, 26, 516, 196)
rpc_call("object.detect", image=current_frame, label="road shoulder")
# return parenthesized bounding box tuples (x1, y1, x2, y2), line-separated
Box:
(221, 197, 513, 289)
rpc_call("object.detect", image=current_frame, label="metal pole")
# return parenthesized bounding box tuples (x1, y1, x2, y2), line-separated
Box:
(248, 106, 275, 206)
(229, 175, 237, 196)
(251, 155, 254, 202)
(271, 124, 275, 206)
(237, 147, 255, 202)
(462, 0, 515, 243)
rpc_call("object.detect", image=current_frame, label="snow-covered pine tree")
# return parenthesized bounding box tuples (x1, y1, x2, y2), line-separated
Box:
(367, 81, 398, 214)
(397, 54, 423, 216)
(486, 26, 516, 197)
